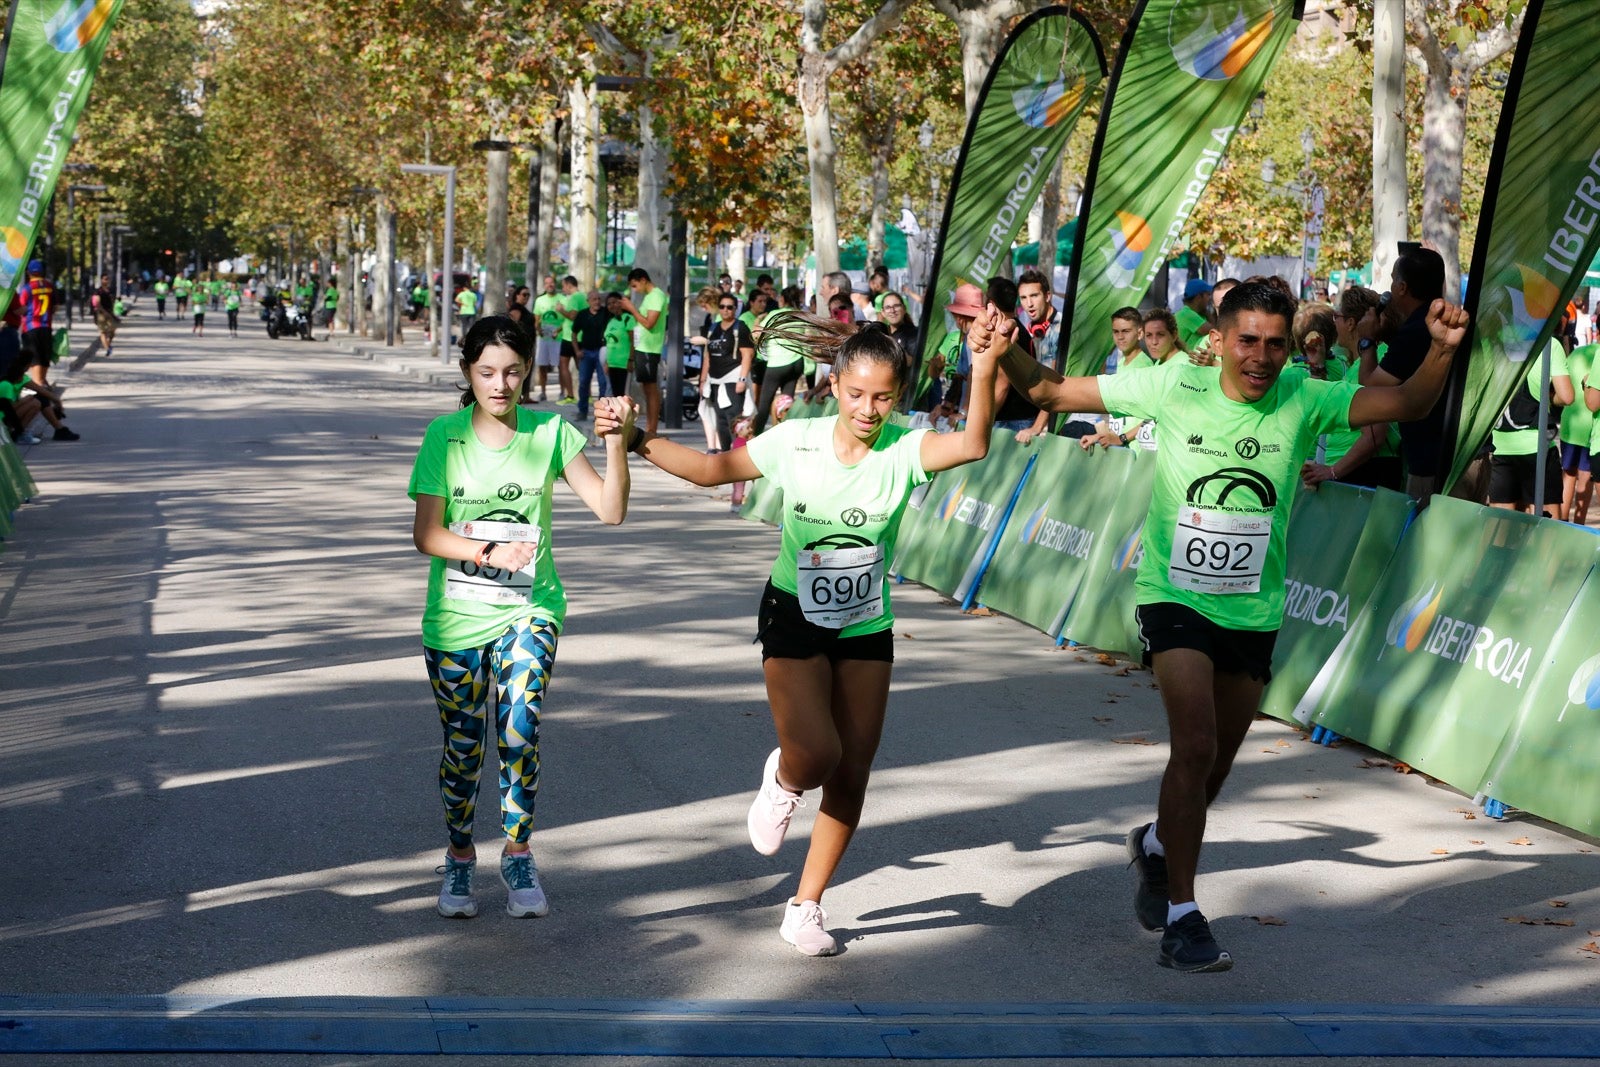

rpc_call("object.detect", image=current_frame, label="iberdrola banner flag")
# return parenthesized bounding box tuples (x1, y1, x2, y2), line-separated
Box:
(916, 7, 1105, 375)
(0, 0, 124, 304)
(1058, 0, 1300, 378)
(1441, 0, 1600, 491)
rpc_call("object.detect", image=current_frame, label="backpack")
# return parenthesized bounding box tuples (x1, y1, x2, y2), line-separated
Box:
(1495, 377, 1556, 434)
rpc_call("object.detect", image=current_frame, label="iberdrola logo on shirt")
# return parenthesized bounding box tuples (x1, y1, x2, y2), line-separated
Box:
(1168, 0, 1276, 81)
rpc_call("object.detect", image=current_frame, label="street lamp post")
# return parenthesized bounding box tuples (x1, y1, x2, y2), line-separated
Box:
(1259, 126, 1322, 301)
(401, 163, 456, 362)
(111, 225, 133, 297)
(63, 182, 104, 327)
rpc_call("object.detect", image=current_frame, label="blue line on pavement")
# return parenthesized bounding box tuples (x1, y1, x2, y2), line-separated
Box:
(3, 997, 1600, 1058)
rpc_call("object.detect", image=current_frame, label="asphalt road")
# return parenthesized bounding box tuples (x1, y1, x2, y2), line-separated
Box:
(2, 310, 1598, 1065)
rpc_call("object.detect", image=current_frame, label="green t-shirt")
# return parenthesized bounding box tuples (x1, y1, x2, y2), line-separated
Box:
(632, 286, 668, 354)
(1491, 338, 1569, 457)
(744, 415, 930, 638)
(759, 307, 805, 370)
(323, 285, 339, 309)
(603, 313, 634, 369)
(531, 293, 563, 340)
(456, 289, 479, 316)
(560, 291, 585, 342)
(154, 281, 169, 296)
(411, 285, 427, 305)
(113, 298, 127, 316)
(225, 290, 241, 311)
(1317, 345, 1398, 465)
(0, 379, 19, 402)
(174, 278, 190, 295)
(211, 280, 224, 296)
(1096, 361, 1360, 631)
(1561, 343, 1597, 446)
(407, 405, 589, 650)
(1176, 305, 1210, 352)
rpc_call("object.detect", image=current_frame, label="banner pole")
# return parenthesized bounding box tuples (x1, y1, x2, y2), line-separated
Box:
(1535, 340, 1551, 517)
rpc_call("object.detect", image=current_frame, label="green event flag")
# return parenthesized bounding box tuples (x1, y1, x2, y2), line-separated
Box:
(0, 0, 124, 303)
(1058, 0, 1299, 378)
(1441, 0, 1600, 490)
(916, 8, 1106, 374)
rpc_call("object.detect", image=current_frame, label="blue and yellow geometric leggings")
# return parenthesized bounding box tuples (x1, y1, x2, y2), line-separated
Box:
(423, 615, 558, 850)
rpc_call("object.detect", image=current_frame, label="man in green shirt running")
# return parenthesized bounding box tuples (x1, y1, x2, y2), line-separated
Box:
(322, 277, 340, 340)
(153, 278, 170, 320)
(617, 267, 668, 433)
(976, 280, 1469, 974)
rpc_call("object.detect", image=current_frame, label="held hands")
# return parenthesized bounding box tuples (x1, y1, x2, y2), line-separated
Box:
(965, 303, 1016, 370)
(1426, 299, 1470, 350)
(593, 395, 639, 441)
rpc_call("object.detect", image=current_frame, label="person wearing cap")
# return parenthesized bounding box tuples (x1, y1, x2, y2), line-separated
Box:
(1177, 278, 1213, 353)
(930, 282, 986, 423)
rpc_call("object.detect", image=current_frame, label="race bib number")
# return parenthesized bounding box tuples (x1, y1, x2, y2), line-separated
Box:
(1168, 509, 1270, 595)
(1134, 420, 1158, 451)
(797, 545, 885, 629)
(445, 521, 538, 604)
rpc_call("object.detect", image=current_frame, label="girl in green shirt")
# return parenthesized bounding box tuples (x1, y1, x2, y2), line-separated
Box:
(621, 316, 1000, 956)
(409, 315, 635, 920)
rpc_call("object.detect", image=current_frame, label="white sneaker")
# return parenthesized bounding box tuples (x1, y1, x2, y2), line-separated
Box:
(747, 748, 803, 856)
(780, 899, 838, 956)
(435, 854, 478, 918)
(500, 850, 550, 917)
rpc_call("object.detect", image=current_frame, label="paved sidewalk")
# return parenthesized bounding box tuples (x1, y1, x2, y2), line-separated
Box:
(1, 317, 1598, 1064)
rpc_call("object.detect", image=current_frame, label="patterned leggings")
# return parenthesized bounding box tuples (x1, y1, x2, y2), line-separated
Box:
(423, 616, 558, 850)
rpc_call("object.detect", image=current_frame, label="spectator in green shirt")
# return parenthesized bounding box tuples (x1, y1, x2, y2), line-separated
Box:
(617, 267, 668, 433)
(555, 275, 584, 405)
(1176, 278, 1212, 352)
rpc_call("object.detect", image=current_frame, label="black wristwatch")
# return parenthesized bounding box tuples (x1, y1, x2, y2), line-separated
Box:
(1357, 338, 1375, 352)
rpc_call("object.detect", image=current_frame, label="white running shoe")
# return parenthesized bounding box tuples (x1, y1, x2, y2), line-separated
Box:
(780, 899, 838, 956)
(747, 748, 803, 856)
(435, 854, 478, 918)
(500, 851, 551, 917)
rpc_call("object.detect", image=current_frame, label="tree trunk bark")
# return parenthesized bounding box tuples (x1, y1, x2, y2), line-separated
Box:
(370, 199, 394, 341)
(635, 97, 670, 279)
(355, 218, 369, 336)
(484, 145, 510, 315)
(568, 78, 600, 290)
(866, 112, 896, 272)
(536, 117, 561, 284)
(1420, 61, 1468, 300)
(800, 52, 842, 279)
(1037, 154, 1063, 282)
(424, 227, 437, 356)
(1371, 0, 1408, 290)
(955, 10, 1006, 118)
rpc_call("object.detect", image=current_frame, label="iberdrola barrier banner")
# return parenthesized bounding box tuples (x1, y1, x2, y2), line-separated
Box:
(1257, 483, 1411, 723)
(1058, 448, 1157, 656)
(0, 0, 124, 305)
(890, 429, 1033, 599)
(1296, 495, 1598, 792)
(1058, 0, 1300, 378)
(1442, 0, 1600, 491)
(916, 7, 1105, 375)
(1478, 564, 1600, 836)
(977, 438, 1137, 635)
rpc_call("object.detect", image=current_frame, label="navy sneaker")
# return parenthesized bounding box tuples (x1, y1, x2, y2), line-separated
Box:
(1126, 822, 1168, 931)
(1158, 910, 1233, 972)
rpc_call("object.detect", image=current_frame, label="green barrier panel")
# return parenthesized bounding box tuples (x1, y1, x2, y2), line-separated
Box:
(738, 473, 785, 526)
(891, 429, 1033, 598)
(977, 439, 1137, 635)
(1477, 562, 1600, 835)
(1058, 449, 1157, 656)
(0, 429, 32, 509)
(1258, 484, 1412, 723)
(1300, 495, 1598, 792)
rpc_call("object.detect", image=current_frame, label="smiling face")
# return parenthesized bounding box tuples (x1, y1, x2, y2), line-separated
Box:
(835, 359, 901, 443)
(880, 295, 905, 325)
(1217, 309, 1292, 402)
(463, 342, 528, 416)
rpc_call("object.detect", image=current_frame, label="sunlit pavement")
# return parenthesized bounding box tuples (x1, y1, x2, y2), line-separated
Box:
(2, 308, 1598, 1064)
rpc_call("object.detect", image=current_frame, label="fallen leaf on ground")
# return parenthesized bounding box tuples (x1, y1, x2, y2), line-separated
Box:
(1275, 739, 1291, 747)
(1359, 758, 1393, 769)
(1104, 698, 1120, 704)
(1112, 735, 1156, 746)
(1251, 915, 1288, 926)
(1094, 653, 1117, 666)
(1260, 749, 1279, 754)
(1111, 665, 1134, 676)
(1551, 900, 1569, 908)
(1303, 795, 1320, 800)
(1451, 807, 1475, 814)
(1469, 839, 1485, 845)
(1588, 929, 1600, 936)
(1503, 915, 1574, 926)
(1092, 716, 1113, 724)
(1074, 655, 1088, 662)
(900, 633, 916, 640)
(1394, 762, 1413, 774)
(1462, 812, 1477, 820)
(1581, 941, 1600, 956)
(965, 606, 996, 617)
(1510, 837, 1534, 846)
(1431, 848, 1449, 855)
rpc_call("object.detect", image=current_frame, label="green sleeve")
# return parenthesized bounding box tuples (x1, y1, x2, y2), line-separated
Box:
(555, 416, 587, 474)
(407, 420, 450, 500)
(744, 416, 802, 481)
(1310, 378, 1362, 435)
(1095, 367, 1168, 423)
